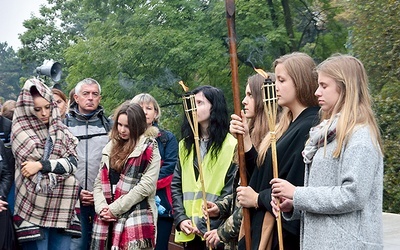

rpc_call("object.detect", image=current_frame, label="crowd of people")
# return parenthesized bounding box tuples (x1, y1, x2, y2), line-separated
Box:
(0, 52, 384, 250)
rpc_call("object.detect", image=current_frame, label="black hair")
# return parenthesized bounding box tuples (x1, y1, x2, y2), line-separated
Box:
(181, 85, 229, 159)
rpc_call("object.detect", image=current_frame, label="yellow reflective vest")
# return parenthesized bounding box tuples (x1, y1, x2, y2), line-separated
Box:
(175, 134, 237, 243)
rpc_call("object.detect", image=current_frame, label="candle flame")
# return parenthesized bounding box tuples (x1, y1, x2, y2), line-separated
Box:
(178, 80, 189, 92)
(254, 68, 269, 79)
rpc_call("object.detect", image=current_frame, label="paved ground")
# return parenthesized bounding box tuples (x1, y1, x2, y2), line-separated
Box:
(383, 213, 400, 249)
(170, 212, 400, 249)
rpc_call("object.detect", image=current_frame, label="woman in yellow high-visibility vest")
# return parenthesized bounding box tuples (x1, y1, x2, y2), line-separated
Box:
(172, 85, 237, 250)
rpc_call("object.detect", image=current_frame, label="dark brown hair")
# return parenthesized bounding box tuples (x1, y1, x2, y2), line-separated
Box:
(109, 102, 147, 172)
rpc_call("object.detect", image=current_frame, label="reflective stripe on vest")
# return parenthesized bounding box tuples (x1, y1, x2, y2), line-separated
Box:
(175, 134, 237, 243)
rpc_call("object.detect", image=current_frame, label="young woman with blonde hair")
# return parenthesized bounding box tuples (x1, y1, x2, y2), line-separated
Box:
(244, 73, 275, 150)
(271, 54, 383, 249)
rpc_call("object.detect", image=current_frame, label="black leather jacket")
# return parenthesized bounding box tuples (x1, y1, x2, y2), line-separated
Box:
(0, 140, 13, 200)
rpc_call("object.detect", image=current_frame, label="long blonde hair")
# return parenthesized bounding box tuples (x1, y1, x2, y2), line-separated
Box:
(257, 52, 318, 165)
(316, 54, 383, 157)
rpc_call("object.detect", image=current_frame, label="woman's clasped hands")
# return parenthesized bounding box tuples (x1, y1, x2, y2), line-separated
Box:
(99, 207, 117, 222)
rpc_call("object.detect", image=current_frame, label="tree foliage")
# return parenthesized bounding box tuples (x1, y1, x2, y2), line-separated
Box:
(0, 43, 23, 100)
(16, 1, 348, 119)
(349, 0, 400, 213)
(4, 0, 399, 213)
(374, 97, 400, 213)
(350, 0, 400, 96)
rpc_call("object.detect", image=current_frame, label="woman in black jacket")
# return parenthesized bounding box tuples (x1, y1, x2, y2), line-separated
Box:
(0, 139, 16, 249)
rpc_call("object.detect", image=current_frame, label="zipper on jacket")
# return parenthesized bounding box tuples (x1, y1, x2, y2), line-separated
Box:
(85, 119, 88, 190)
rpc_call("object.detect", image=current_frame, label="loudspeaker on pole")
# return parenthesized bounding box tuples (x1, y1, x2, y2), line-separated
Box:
(35, 60, 62, 82)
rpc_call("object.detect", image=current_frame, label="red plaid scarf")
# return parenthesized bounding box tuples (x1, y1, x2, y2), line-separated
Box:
(91, 138, 156, 250)
(11, 79, 80, 239)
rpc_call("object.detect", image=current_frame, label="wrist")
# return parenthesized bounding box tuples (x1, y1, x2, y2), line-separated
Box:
(244, 136, 253, 152)
(254, 193, 259, 209)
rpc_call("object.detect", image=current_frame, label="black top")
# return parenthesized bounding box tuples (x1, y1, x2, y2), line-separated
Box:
(109, 168, 120, 201)
(0, 115, 11, 144)
(0, 116, 14, 174)
(243, 106, 319, 250)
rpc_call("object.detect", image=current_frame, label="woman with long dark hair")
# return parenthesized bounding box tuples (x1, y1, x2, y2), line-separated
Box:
(172, 85, 237, 250)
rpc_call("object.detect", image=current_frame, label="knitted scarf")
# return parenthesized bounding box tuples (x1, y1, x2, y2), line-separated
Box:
(91, 138, 156, 250)
(302, 114, 339, 164)
(11, 79, 80, 241)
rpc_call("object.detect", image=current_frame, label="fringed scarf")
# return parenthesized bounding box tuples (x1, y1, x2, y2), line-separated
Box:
(11, 78, 80, 241)
(91, 138, 156, 250)
(302, 114, 339, 164)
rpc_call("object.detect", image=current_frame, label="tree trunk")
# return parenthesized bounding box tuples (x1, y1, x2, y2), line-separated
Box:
(267, 0, 286, 55)
(281, 0, 297, 52)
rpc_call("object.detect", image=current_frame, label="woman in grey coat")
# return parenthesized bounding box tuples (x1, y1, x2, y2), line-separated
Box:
(270, 54, 384, 250)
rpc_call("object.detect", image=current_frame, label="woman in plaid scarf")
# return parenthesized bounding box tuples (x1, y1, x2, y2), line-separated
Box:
(12, 79, 80, 249)
(91, 102, 161, 250)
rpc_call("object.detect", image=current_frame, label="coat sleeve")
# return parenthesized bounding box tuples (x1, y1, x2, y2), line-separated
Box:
(93, 163, 109, 214)
(257, 124, 310, 214)
(215, 194, 233, 219)
(108, 141, 161, 217)
(217, 162, 237, 201)
(244, 146, 258, 179)
(0, 141, 13, 199)
(294, 129, 383, 214)
(282, 208, 301, 221)
(157, 131, 178, 189)
(40, 156, 78, 175)
(217, 205, 242, 243)
(171, 159, 189, 230)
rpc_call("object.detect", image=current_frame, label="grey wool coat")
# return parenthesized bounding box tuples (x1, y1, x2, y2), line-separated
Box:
(286, 126, 384, 250)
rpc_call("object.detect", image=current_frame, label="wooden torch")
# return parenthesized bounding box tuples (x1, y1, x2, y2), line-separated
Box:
(182, 92, 212, 250)
(257, 69, 284, 250)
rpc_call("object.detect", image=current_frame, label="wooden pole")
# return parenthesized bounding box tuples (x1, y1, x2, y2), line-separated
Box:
(224, 1, 251, 249)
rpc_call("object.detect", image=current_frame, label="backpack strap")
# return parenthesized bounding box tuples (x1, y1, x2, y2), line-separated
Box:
(100, 115, 111, 132)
